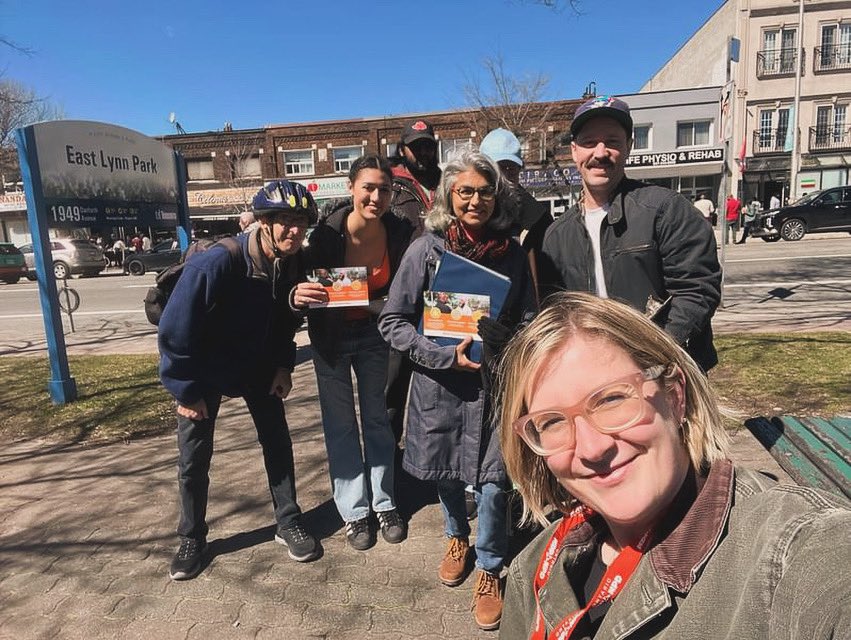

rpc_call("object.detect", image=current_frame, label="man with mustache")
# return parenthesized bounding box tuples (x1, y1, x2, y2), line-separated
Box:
(539, 96, 722, 371)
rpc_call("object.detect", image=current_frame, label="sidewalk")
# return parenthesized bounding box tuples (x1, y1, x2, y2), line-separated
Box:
(0, 334, 790, 639)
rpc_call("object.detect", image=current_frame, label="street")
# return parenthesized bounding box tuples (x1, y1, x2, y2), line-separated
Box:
(0, 233, 849, 358)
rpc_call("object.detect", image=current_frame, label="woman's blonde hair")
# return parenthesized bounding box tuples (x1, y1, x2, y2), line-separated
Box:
(497, 292, 729, 526)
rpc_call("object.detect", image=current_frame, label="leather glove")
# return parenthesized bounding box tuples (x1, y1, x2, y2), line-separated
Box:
(478, 315, 514, 366)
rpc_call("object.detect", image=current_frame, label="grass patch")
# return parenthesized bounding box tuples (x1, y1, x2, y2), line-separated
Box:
(711, 332, 851, 421)
(0, 354, 174, 443)
(0, 332, 848, 444)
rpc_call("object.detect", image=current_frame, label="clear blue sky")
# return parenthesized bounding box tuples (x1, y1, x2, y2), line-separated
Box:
(3, 0, 723, 137)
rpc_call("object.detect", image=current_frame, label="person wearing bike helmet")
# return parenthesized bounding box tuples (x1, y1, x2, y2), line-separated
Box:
(159, 180, 320, 581)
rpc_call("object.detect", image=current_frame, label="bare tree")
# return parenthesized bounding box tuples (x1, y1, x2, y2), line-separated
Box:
(462, 54, 553, 134)
(223, 136, 264, 215)
(0, 80, 64, 190)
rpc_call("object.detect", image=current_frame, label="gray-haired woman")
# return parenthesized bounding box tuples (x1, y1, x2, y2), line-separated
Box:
(379, 150, 535, 631)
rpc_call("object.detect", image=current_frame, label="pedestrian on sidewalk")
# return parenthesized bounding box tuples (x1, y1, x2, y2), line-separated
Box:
(725, 194, 741, 244)
(159, 180, 321, 581)
(693, 192, 715, 225)
(292, 154, 413, 551)
(379, 151, 536, 631)
(497, 292, 851, 640)
(736, 198, 760, 244)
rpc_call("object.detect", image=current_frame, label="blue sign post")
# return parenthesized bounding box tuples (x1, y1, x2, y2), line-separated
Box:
(14, 120, 187, 405)
(15, 127, 77, 403)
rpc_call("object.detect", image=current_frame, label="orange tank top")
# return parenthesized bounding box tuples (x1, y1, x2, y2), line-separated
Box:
(345, 250, 390, 322)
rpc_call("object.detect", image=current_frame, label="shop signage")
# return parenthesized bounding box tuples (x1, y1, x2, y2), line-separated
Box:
(293, 176, 350, 200)
(519, 167, 581, 189)
(626, 147, 723, 168)
(0, 192, 27, 213)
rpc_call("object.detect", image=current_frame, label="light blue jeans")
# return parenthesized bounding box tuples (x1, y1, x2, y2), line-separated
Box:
(313, 323, 396, 523)
(437, 479, 507, 574)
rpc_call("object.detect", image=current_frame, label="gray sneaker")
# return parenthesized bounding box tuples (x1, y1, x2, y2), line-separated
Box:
(275, 522, 319, 562)
(345, 517, 375, 550)
(377, 509, 407, 544)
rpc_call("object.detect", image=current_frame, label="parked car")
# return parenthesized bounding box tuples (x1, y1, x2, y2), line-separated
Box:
(751, 186, 851, 241)
(20, 238, 107, 280)
(0, 243, 27, 284)
(123, 240, 181, 276)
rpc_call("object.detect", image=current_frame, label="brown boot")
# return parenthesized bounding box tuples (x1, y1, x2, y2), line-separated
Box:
(472, 569, 503, 631)
(438, 536, 471, 586)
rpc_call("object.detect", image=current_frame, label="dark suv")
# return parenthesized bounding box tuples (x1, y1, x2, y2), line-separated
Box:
(751, 186, 851, 241)
(0, 243, 27, 284)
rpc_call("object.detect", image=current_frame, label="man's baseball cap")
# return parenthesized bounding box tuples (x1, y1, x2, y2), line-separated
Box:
(570, 95, 633, 138)
(401, 119, 436, 145)
(479, 128, 524, 167)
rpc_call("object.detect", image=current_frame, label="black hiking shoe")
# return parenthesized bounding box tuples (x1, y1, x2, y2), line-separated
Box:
(377, 509, 407, 544)
(169, 537, 206, 581)
(275, 522, 320, 562)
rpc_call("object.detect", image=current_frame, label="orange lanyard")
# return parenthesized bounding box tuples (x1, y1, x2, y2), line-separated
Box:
(529, 507, 652, 640)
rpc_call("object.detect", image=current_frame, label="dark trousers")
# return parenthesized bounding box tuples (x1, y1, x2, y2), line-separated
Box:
(385, 348, 412, 446)
(176, 389, 301, 541)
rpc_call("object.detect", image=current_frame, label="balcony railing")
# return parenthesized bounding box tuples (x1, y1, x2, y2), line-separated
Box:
(809, 126, 851, 152)
(814, 45, 851, 72)
(752, 128, 790, 154)
(757, 47, 803, 78)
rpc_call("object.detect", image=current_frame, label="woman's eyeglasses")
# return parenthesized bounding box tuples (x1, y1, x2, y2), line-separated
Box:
(453, 185, 496, 202)
(512, 365, 668, 456)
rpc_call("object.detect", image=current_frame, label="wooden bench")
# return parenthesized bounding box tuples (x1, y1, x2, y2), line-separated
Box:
(745, 415, 851, 500)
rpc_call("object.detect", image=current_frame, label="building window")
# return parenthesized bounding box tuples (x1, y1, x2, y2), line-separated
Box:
(440, 138, 474, 164)
(186, 159, 215, 181)
(633, 125, 651, 150)
(385, 143, 398, 158)
(759, 27, 797, 76)
(230, 154, 261, 179)
(817, 23, 851, 71)
(283, 150, 314, 176)
(813, 104, 849, 149)
(676, 121, 711, 148)
(755, 108, 790, 153)
(333, 146, 363, 173)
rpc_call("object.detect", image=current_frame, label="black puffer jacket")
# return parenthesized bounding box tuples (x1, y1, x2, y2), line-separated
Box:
(539, 178, 721, 370)
(303, 201, 414, 365)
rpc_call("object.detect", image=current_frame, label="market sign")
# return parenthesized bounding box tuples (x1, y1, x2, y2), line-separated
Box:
(293, 176, 351, 200)
(30, 120, 181, 227)
(626, 147, 723, 168)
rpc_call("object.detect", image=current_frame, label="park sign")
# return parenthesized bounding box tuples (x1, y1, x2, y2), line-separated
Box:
(30, 120, 180, 228)
(15, 120, 191, 405)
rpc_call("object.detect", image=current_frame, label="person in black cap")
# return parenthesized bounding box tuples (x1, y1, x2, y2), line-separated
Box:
(538, 95, 722, 372)
(385, 120, 442, 447)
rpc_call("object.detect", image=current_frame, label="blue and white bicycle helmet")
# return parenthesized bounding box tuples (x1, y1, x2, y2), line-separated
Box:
(252, 180, 318, 225)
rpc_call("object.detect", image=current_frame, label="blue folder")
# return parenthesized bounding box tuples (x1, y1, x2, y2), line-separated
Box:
(424, 250, 511, 363)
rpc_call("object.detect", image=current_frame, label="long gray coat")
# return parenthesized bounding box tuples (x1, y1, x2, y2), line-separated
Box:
(378, 233, 535, 485)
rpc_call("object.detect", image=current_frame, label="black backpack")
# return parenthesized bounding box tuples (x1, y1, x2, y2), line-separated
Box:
(144, 236, 243, 325)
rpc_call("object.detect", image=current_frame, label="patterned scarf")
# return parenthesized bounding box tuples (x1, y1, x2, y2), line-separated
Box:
(445, 219, 510, 263)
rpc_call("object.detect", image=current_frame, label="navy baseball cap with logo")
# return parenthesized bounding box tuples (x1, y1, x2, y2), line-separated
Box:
(570, 95, 633, 138)
(401, 119, 436, 145)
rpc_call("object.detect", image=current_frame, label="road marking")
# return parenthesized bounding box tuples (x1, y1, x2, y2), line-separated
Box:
(725, 279, 851, 288)
(726, 253, 851, 263)
(0, 287, 39, 293)
(0, 310, 145, 319)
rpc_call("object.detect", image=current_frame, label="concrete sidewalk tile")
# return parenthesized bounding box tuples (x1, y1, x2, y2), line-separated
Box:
(279, 580, 349, 606)
(0, 570, 60, 596)
(300, 604, 372, 635)
(187, 622, 263, 639)
(326, 563, 390, 586)
(48, 592, 124, 619)
(234, 600, 306, 629)
(108, 594, 179, 621)
(106, 572, 169, 597)
(172, 597, 242, 625)
(119, 618, 193, 639)
(51, 615, 128, 640)
(347, 582, 415, 610)
(163, 577, 226, 599)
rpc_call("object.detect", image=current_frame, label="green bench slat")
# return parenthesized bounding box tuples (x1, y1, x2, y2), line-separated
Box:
(775, 417, 851, 498)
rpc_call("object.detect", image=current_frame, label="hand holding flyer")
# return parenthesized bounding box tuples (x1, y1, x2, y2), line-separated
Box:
(306, 267, 369, 308)
(423, 291, 490, 340)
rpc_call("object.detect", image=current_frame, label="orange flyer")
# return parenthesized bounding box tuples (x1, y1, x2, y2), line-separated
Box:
(422, 291, 490, 341)
(307, 267, 369, 308)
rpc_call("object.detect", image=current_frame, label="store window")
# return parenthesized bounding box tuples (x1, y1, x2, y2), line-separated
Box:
(284, 150, 314, 176)
(676, 121, 711, 148)
(333, 147, 363, 173)
(440, 138, 474, 164)
(633, 125, 651, 151)
(186, 159, 215, 181)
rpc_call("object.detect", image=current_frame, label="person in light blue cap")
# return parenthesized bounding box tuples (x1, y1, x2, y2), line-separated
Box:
(479, 128, 552, 305)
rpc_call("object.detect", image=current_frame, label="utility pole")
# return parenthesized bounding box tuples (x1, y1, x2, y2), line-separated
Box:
(788, 0, 806, 201)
